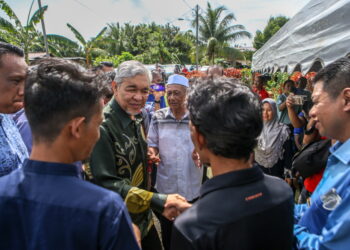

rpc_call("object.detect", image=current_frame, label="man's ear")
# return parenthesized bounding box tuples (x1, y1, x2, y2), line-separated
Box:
(342, 88, 350, 112)
(113, 82, 119, 95)
(197, 131, 206, 151)
(190, 122, 206, 150)
(68, 117, 86, 139)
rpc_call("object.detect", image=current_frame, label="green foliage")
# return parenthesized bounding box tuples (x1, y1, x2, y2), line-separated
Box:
(241, 68, 252, 85)
(242, 50, 254, 61)
(0, 0, 48, 62)
(93, 55, 119, 67)
(197, 2, 251, 64)
(0, 1, 252, 66)
(46, 34, 82, 57)
(266, 72, 289, 99)
(117, 51, 134, 64)
(93, 52, 135, 67)
(253, 16, 289, 50)
(66, 23, 107, 66)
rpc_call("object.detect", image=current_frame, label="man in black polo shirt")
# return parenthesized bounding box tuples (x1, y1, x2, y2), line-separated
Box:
(171, 77, 294, 250)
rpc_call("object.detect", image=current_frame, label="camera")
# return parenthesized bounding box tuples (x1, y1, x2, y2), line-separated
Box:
(292, 95, 307, 105)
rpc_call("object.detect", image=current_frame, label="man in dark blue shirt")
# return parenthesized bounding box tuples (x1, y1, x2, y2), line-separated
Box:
(0, 58, 140, 250)
(171, 77, 294, 250)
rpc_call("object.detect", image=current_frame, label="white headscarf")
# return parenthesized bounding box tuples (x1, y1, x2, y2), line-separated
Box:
(254, 98, 290, 168)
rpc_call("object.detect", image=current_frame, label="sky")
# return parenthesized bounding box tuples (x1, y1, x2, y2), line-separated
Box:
(1, 0, 310, 47)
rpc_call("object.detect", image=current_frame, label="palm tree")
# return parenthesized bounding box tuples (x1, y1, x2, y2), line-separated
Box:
(66, 23, 107, 66)
(197, 2, 251, 64)
(103, 23, 125, 55)
(45, 34, 83, 58)
(0, 0, 47, 62)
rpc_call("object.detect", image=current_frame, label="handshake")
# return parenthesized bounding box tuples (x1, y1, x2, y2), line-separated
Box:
(162, 194, 192, 221)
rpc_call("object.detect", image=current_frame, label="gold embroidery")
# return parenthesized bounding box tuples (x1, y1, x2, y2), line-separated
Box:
(131, 163, 144, 187)
(125, 187, 153, 213)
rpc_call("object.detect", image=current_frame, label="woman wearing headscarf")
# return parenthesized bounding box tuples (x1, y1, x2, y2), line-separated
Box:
(254, 98, 291, 179)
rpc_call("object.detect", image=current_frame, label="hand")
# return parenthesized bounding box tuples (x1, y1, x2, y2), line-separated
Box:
(162, 206, 180, 221)
(147, 147, 160, 164)
(285, 177, 292, 186)
(286, 94, 295, 108)
(192, 150, 201, 168)
(162, 194, 191, 221)
(132, 223, 141, 248)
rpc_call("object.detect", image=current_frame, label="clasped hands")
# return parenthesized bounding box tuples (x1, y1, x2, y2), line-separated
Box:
(162, 194, 191, 221)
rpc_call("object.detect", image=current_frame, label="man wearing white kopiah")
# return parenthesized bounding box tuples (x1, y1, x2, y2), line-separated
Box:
(147, 74, 203, 250)
(148, 74, 202, 201)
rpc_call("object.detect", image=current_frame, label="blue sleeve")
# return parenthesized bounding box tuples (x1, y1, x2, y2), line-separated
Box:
(294, 127, 304, 135)
(294, 204, 308, 223)
(100, 193, 140, 250)
(294, 190, 350, 250)
(15, 113, 33, 154)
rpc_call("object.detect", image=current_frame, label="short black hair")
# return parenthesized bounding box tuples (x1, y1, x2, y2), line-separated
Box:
(188, 77, 263, 160)
(25, 58, 104, 142)
(100, 61, 114, 67)
(101, 71, 115, 99)
(283, 79, 295, 87)
(0, 42, 24, 67)
(314, 57, 350, 99)
(297, 77, 307, 89)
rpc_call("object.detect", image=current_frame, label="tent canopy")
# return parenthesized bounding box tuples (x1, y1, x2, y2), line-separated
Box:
(252, 0, 350, 74)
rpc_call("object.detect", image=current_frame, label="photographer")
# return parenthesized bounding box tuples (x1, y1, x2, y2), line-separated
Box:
(277, 80, 302, 126)
(287, 87, 331, 205)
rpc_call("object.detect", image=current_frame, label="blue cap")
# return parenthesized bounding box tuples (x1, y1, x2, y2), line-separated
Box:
(167, 74, 189, 88)
(150, 84, 165, 91)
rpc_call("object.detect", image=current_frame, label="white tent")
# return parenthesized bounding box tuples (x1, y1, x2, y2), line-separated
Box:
(252, 0, 350, 74)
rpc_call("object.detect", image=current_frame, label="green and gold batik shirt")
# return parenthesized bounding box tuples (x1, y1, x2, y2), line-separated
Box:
(88, 98, 167, 238)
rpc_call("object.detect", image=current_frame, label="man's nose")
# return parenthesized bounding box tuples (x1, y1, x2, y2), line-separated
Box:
(18, 80, 25, 97)
(309, 106, 316, 118)
(133, 92, 143, 101)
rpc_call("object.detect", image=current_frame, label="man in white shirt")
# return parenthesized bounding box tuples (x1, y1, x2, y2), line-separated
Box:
(147, 74, 202, 250)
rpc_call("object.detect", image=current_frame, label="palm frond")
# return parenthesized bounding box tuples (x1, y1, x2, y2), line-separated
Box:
(47, 34, 79, 47)
(67, 23, 86, 45)
(0, 0, 22, 29)
(93, 26, 107, 42)
(224, 30, 252, 41)
(0, 17, 17, 33)
(215, 13, 236, 35)
(28, 5, 48, 28)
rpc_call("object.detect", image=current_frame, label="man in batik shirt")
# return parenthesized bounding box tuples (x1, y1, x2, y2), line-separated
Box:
(89, 60, 190, 250)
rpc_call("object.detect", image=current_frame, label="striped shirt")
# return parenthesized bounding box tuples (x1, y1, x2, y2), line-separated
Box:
(148, 107, 202, 201)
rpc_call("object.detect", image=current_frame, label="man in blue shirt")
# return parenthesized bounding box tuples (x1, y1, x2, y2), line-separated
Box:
(294, 57, 350, 249)
(0, 42, 28, 176)
(0, 58, 140, 250)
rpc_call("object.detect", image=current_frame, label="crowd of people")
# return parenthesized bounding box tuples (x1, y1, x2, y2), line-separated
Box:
(0, 41, 350, 250)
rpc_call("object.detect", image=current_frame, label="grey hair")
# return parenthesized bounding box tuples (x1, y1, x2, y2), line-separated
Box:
(114, 60, 151, 85)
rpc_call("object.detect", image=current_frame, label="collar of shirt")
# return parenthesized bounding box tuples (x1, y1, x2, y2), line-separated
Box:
(330, 138, 350, 165)
(23, 159, 81, 178)
(200, 165, 264, 197)
(165, 107, 189, 121)
(110, 98, 143, 129)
